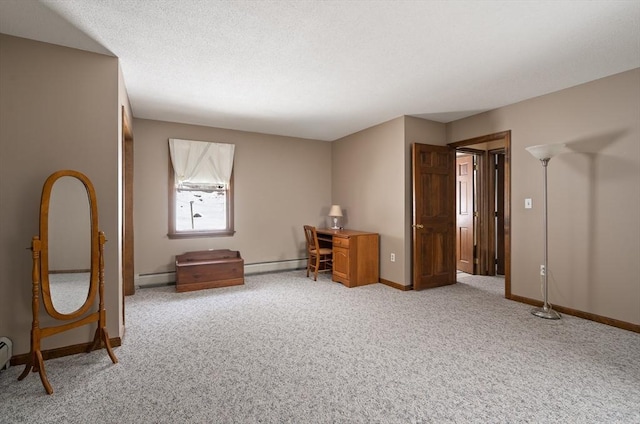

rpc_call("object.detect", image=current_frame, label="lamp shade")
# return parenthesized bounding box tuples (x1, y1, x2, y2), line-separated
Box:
(526, 143, 566, 160)
(328, 205, 343, 217)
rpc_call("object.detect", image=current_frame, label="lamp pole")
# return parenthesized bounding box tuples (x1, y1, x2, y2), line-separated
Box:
(531, 157, 561, 319)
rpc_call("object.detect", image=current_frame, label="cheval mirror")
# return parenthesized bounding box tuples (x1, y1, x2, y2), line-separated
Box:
(18, 170, 118, 394)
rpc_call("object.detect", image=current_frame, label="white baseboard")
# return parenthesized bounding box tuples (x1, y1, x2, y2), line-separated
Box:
(135, 272, 176, 288)
(244, 259, 307, 275)
(135, 259, 307, 288)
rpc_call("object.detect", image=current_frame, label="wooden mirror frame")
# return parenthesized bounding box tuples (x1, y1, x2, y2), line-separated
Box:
(41, 171, 98, 319)
(18, 170, 118, 394)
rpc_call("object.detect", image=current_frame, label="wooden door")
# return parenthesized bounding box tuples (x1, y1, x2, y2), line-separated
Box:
(412, 143, 456, 290)
(456, 155, 474, 274)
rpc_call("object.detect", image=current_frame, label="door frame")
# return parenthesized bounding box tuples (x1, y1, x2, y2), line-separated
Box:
(122, 107, 135, 306)
(448, 131, 511, 297)
(493, 150, 506, 275)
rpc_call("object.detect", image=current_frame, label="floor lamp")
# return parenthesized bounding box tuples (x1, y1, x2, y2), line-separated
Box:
(526, 143, 565, 320)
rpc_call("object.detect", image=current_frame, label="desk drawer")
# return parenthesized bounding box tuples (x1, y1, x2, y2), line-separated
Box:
(333, 236, 350, 248)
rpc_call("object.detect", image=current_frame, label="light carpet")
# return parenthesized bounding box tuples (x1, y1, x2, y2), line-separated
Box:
(1, 271, 638, 423)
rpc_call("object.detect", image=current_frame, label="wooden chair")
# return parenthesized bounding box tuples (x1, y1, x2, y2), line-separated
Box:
(303, 225, 333, 281)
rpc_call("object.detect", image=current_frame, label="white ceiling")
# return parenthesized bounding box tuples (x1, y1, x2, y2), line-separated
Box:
(1, 0, 639, 141)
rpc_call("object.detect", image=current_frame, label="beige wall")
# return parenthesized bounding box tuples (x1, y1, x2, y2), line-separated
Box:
(0, 35, 122, 354)
(133, 119, 331, 278)
(332, 117, 407, 284)
(331, 116, 446, 286)
(447, 68, 640, 325)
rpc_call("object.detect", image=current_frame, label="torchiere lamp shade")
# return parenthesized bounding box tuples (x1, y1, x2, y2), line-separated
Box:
(526, 143, 566, 160)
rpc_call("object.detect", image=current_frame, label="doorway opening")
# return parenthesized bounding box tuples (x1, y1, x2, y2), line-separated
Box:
(454, 148, 506, 276)
(449, 131, 511, 297)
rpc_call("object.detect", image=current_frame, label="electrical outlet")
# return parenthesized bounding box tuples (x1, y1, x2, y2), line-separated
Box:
(540, 265, 546, 276)
(390, 253, 396, 262)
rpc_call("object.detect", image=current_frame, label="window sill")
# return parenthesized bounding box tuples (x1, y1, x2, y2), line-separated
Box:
(168, 230, 235, 239)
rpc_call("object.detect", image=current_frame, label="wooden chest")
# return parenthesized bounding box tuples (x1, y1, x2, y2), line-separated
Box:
(175, 249, 244, 292)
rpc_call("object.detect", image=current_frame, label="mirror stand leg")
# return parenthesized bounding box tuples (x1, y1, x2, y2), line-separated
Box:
(17, 350, 53, 394)
(88, 327, 101, 352)
(89, 326, 118, 364)
(101, 327, 118, 364)
(35, 350, 53, 394)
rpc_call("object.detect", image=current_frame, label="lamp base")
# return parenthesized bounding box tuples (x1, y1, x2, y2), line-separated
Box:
(531, 306, 561, 320)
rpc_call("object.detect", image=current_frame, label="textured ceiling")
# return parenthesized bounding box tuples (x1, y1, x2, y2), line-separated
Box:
(1, 0, 639, 141)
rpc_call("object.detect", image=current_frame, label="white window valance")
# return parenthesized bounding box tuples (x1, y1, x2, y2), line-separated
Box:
(169, 138, 235, 187)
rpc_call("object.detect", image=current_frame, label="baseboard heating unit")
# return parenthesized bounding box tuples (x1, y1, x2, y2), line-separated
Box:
(0, 337, 12, 370)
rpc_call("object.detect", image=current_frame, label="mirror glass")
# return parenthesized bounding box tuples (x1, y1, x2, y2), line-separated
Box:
(47, 176, 92, 314)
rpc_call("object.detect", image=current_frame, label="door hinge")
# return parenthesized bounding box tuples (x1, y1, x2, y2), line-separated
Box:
(474, 258, 479, 265)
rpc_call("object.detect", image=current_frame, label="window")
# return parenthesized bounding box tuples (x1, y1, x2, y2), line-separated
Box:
(168, 139, 235, 238)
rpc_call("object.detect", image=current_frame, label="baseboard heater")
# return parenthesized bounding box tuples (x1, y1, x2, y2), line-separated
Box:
(135, 259, 307, 288)
(0, 337, 12, 370)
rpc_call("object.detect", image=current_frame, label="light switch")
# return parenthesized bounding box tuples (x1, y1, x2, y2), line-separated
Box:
(525, 198, 532, 209)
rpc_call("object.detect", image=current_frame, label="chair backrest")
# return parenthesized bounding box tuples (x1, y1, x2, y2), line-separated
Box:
(303, 225, 319, 253)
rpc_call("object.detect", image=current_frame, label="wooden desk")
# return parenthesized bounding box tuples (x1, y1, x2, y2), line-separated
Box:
(316, 228, 379, 288)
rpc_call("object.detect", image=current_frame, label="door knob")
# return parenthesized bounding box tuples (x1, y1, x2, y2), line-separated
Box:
(412, 224, 424, 229)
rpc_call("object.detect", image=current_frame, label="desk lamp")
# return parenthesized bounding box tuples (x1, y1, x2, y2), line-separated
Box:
(526, 143, 565, 320)
(328, 205, 343, 229)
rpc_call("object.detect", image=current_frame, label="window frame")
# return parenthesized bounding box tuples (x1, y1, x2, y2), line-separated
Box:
(167, 157, 235, 239)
